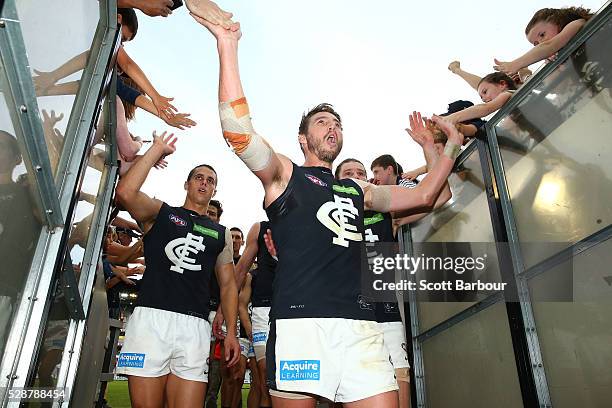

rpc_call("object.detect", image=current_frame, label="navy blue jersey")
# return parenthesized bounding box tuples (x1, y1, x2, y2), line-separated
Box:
(139, 203, 227, 318)
(251, 221, 277, 307)
(266, 164, 374, 320)
(364, 210, 402, 323)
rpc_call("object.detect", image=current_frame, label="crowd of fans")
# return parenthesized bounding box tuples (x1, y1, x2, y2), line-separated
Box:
(78, 1, 601, 408)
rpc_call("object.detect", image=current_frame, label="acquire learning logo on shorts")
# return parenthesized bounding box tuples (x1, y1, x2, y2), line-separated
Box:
(253, 331, 267, 344)
(279, 360, 320, 381)
(117, 353, 145, 368)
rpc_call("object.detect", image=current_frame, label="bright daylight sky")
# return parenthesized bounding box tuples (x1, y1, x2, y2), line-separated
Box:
(123, 0, 605, 236)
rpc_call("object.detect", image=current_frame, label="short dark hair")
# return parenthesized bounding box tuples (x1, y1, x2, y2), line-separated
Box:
(298, 103, 342, 135)
(187, 164, 218, 185)
(230, 227, 244, 239)
(208, 199, 223, 218)
(371, 154, 403, 176)
(478, 72, 518, 90)
(335, 158, 364, 179)
(118, 8, 138, 40)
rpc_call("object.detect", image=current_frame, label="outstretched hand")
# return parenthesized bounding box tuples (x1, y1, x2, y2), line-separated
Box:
(431, 115, 464, 146)
(186, 0, 234, 29)
(405, 111, 434, 147)
(191, 12, 241, 41)
(163, 112, 197, 130)
(33, 69, 58, 94)
(152, 131, 177, 157)
(152, 95, 177, 119)
(493, 58, 519, 76)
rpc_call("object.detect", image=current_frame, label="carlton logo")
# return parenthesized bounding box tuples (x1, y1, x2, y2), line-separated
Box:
(279, 360, 321, 381)
(305, 174, 327, 187)
(169, 214, 187, 226)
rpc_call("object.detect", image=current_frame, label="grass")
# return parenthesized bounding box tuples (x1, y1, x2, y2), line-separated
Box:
(106, 380, 251, 408)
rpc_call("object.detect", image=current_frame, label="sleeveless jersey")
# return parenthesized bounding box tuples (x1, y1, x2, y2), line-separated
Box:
(139, 203, 227, 318)
(364, 210, 402, 323)
(251, 221, 277, 307)
(266, 164, 373, 320)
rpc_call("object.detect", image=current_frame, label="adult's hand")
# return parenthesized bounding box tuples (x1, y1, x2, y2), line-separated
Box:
(405, 111, 434, 148)
(121, 0, 174, 17)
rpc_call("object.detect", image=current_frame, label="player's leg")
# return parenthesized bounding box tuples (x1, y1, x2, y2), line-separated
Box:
(127, 375, 168, 408)
(166, 374, 207, 408)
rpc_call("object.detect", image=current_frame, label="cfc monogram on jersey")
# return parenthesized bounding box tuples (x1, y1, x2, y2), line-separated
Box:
(138, 203, 226, 318)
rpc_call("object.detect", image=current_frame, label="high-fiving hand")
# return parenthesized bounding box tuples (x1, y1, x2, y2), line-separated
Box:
(186, 0, 234, 29)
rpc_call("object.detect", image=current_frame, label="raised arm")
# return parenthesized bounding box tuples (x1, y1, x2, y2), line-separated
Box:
(358, 115, 463, 213)
(192, 15, 292, 205)
(493, 19, 586, 74)
(115, 132, 176, 231)
(445, 92, 512, 124)
(392, 113, 452, 223)
(235, 222, 260, 288)
(448, 61, 482, 91)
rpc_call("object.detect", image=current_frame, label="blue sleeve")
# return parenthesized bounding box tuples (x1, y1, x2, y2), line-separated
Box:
(117, 77, 141, 105)
(102, 259, 114, 280)
(465, 118, 486, 129)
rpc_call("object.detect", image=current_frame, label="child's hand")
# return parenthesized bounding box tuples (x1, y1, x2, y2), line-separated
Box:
(493, 58, 520, 76)
(448, 61, 461, 74)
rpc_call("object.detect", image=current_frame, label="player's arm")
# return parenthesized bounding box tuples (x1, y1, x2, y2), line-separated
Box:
(357, 115, 463, 213)
(192, 15, 292, 205)
(238, 273, 253, 341)
(235, 222, 260, 288)
(115, 132, 176, 232)
(215, 228, 240, 366)
(392, 112, 451, 221)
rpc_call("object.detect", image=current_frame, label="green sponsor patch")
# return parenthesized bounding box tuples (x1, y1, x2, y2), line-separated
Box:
(364, 213, 385, 226)
(193, 224, 219, 239)
(332, 185, 360, 196)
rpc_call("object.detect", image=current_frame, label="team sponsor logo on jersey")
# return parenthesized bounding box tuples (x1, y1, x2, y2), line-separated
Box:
(253, 331, 267, 344)
(117, 353, 145, 368)
(332, 184, 360, 195)
(383, 302, 398, 313)
(364, 213, 385, 226)
(193, 224, 219, 239)
(279, 360, 320, 381)
(169, 214, 187, 227)
(165, 232, 206, 273)
(357, 295, 374, 310)
(316, 195, 362, 247)
(305, 174, 327, 187)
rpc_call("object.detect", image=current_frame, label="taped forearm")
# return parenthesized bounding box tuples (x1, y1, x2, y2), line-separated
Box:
(219, 97, 272, 171)
(354, 180, 392, 213)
